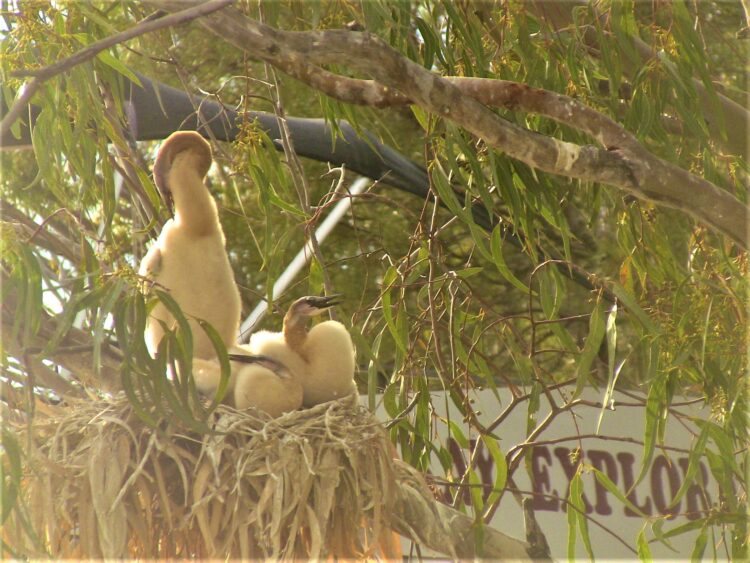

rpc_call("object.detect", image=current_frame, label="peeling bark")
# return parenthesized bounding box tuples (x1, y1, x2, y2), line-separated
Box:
(147, 0, 748, 248)
(392, 459, 545, 560)
(526, 0, 749, 158)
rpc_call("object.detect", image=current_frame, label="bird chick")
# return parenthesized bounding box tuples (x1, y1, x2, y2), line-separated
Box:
(229, 348, 303, 417)
(138, 131, 241, 360)
(192, 348, 303, 417)
(282, 295, 357, 407)
(192, 357, 234, 397)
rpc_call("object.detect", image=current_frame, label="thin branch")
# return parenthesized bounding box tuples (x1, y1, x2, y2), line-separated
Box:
(506, 432, 696, 457)
(21, 207, 78, 247)
(1, 0, 233, 138)
(0, 79, 42, 140)
(265, 65, 335, 299)
(506, 399, 584, 476)
(432, 476, 638, 556)
(11, 0, 232, 81)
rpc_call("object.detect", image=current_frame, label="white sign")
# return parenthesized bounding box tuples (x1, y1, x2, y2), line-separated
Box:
(372, 388, 719, 559)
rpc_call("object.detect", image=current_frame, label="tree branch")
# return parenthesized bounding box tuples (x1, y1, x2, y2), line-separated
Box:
(525, 0, 749, 157)
(392, 459, 546, 560)
(147, 0, 747, 247)
(1, 0, 233, 138)
(3, 201, 84, 265)
(1, 288, 122, 393)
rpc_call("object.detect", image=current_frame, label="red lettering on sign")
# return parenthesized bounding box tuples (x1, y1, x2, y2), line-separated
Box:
(447, 438, 470, 504)
(445, 439, 498, 503)
(617, 452, 653, 517)
(678, 457, 711, 521)
(588, 450, 617, 516)
(651, 455, 681, 519)
(474, 441, 494, 501)
(443, 439, 716, 523)
(531, 446, 558, 511)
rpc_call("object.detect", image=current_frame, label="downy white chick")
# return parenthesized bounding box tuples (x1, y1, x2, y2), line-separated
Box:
(229, 348, 303, 416)
(139, 131, 241, 360)
(193, 349, 303, 417)
(280, 295, 357, 407)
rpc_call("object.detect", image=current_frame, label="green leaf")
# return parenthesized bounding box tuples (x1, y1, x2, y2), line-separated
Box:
(153, 335, 209, 432)
(690, 526, 708, 562)
(481, 436, 507, 511)
(538, 268, 577, 352)
(490, 225, 532, 293)
(196, 320, 231, 412)
(19, 245, 43, 344)
(596, 302, 620, 433)
(381, 266, 406, 354)
(455, 267, 483, 279)
(668, 423, 708, 508)
(448, 420, 469, 449)
(609, 282, 659, 334)
(95, 49, 141, 85)
(366, 330, 384, 412)
(569, 472, 594, 559)
(636, 344, 663, 488)
(153, 289, 194, 359)
(468, 467, 484, 512)
(383, 381, 399, 419)
(636, 528, 653, 562)
(43, 284, 109, 355)
(659, 518, 708, 540)
(431, 161, 470, 222)
(592, 467, 649, 518)
(575, 298, 605, 397)
(566, 474, 578, 561)
(538, 268, 560, 320)
(92, 277, 125, 376)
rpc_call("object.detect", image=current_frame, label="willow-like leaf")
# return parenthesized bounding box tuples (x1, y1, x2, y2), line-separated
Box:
(380, 266, 406, 354)
(668, 422, 709, 509)
(636, 528, 653, 562)
(488, 226, 530, 294)
(592, 467, 649, 518)
(575, 297, 605, 397)
(569, 471, 594, 560)
(197, 319, 231, 412)
(481, 435, 507, 513)
(596, 302, 620, 433)
(152, 289, 194, 359)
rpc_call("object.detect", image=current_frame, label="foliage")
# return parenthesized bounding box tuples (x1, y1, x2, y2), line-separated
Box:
(1, 0, 747, 559)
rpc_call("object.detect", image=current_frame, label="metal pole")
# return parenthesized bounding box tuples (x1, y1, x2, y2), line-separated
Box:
(238, 176, 370, 341)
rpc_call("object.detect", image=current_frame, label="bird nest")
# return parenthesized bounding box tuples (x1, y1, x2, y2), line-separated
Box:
(4, 393, 409, 559)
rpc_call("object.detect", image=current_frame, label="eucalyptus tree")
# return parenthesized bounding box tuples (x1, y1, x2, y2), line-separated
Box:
(1, 1, 747, 559)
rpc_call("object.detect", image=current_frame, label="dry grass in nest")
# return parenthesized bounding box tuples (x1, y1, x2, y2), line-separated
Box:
(4, 393, 402, 559)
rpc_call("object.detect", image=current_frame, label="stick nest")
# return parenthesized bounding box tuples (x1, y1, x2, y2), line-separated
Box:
(5, 393, 406, 559)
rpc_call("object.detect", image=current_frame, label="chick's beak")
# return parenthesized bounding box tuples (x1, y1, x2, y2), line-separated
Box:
(152, 158, 174, 214)
(304, 294, 343, 310)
